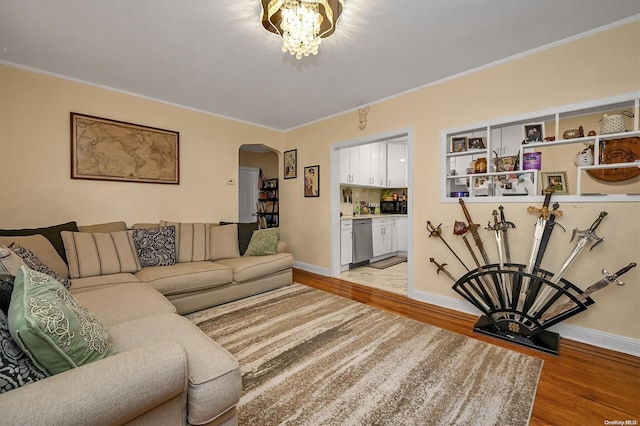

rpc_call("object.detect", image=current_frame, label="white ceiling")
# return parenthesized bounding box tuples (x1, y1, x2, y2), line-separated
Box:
(1, 1, 639, 131)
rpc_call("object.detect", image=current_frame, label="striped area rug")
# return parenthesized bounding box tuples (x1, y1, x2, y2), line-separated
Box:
(187, 284, 543, 425)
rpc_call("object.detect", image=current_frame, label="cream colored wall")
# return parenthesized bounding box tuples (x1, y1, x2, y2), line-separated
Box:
(281, 22, 640, 339)
(239, 150, 279, 179)
(0, 65, 283, 227)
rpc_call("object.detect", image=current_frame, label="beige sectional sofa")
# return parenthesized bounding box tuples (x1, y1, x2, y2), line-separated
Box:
(0, 220, 294, 425)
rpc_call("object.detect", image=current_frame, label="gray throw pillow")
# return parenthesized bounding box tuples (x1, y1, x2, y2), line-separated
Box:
(132, 226, 177, 267)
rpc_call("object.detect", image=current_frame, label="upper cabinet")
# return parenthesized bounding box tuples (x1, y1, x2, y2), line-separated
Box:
(339, 141, 406, 188)
(387, 142, 408, 188)
(441, 92, 640, 203)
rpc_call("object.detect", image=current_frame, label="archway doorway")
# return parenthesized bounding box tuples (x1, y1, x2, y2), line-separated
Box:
(238, 144, 279, 224)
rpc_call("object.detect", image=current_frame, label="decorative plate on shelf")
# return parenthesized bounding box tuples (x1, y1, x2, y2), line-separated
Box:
(587, 137, 640, 182)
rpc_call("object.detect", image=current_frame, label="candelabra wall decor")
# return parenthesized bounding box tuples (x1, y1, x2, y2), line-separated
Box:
(428, 189, 636, 355)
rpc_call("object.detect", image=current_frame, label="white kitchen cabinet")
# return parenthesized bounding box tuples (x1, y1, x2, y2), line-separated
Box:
(372, 218, 393, 257)
(340, 220, 353, 265)
(339, 148, 351, 184)
(339, 142, 393, 187)
(369, 142, 387, 187)
(386, 142, 408, 188)
(393, 216, 408, 253)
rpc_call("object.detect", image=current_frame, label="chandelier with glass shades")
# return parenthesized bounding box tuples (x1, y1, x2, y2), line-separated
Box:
(260, 0, 344, 59)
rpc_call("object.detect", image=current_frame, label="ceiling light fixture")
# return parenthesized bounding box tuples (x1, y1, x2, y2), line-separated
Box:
(260, 0, 344, 60)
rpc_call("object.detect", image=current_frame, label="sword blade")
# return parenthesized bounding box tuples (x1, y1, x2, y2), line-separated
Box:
(540, 263, 636, 323)
(528, 211, 608, 316)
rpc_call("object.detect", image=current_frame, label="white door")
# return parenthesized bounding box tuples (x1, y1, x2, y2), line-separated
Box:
(238, 167, 259, 223)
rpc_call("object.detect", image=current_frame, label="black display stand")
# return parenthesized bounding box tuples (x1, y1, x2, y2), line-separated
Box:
(452, 263, 594, 355)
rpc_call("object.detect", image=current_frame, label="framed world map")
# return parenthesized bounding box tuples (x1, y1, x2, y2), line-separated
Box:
(70, 113, 179, 184)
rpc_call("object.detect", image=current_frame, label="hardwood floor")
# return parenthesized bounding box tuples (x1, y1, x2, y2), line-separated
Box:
(293, 268, 640, 426)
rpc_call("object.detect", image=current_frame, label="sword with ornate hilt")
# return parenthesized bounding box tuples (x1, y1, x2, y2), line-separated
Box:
(458, 199, 492, 266)
(429, 257, 457, 282)
(427, 221, 470, 272)
(485, 209, 510, 306)
(498, 205, 516, 263)
(528, 211, 608, 317)
(540, 262, 636, 323)
(514, 187, 559, 317)
(533, 202, 565, 271)
(430, 257, 490, 312)
(454, 220, 501, 310)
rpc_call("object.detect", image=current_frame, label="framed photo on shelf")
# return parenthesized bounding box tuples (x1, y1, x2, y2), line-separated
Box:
(523, 123, 544, 143)
(467, 137, 486, 150)
(541, 171, 569, 194)
(451, 136, 467, 153)
(304, 165, 320, 197)
(284, 149, 297, 179)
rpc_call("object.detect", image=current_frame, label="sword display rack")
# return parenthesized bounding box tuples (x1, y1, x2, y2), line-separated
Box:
(429, 193, 635, 356)
(452, 263, 592, 355)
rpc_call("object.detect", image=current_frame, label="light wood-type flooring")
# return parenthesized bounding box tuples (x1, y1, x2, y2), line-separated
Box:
(294, 268, 640, 426)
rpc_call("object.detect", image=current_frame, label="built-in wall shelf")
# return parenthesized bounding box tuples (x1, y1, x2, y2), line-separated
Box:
(440, 92, 640, 203)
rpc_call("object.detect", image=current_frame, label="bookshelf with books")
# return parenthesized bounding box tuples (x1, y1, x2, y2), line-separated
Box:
(258, 178, 279, 228)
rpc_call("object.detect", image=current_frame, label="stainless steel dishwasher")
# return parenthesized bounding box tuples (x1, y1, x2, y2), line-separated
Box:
(352, 219, 373, 265)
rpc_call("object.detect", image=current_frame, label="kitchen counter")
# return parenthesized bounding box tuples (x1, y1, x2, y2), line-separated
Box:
(341, 214, 407, 220)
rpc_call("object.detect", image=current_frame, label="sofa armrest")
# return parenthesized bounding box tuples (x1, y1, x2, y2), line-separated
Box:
(0, 342, 188, 426)
(277, 240, 287, 253)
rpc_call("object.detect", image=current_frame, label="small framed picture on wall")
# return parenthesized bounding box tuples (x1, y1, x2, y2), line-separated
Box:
(304, 165, 320, 197)
(284, 149, 297, 179)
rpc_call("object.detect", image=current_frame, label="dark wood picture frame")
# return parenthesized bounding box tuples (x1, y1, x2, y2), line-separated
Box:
(304, 165, 320, 197)
(284, 149, 297, 179)
(451, 136, 467, 153)
(70, 112, 179, 184)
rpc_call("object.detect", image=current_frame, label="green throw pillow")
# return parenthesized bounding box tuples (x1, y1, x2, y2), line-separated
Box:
(243, 229, 279, 256)
(8, 266, 117, 375)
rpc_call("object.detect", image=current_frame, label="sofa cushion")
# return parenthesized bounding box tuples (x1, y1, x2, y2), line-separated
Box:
(61, 230, 141, 278)
(72, 283, 176, 327)
(0, 221, 78, 263)
(243, 228, 280, 257)
(78, 221, 128, 233)
(1, 310, 46, 393)
(131, 226, 177, 267)
(215, 253, 294, 283)
(108, 313, 241, 425)
(0, 275, 13, 315)
(209, 224, 240, 260)
(69, 273, 141, 293)
(8, 266, 117, 375)
(160, 221, 209, 263)
(9, 243, 71, 288)
(220, 221, 258, 255)
(0, 244, 25, 276)
(135, 261, 233, 296)
(0, 235, 69, 279)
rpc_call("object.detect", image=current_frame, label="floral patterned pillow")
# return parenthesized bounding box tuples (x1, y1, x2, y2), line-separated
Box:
(1, 310, 46, 392)
(9, 243, 71, 288)
(8, 266, 117, 375)
(243, 228, 280, 256)
(131, 226, 177, 267)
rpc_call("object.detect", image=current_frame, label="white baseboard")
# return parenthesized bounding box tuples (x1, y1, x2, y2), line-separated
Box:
(294, 261, 331, 277)
(413, 289, 640, 357)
